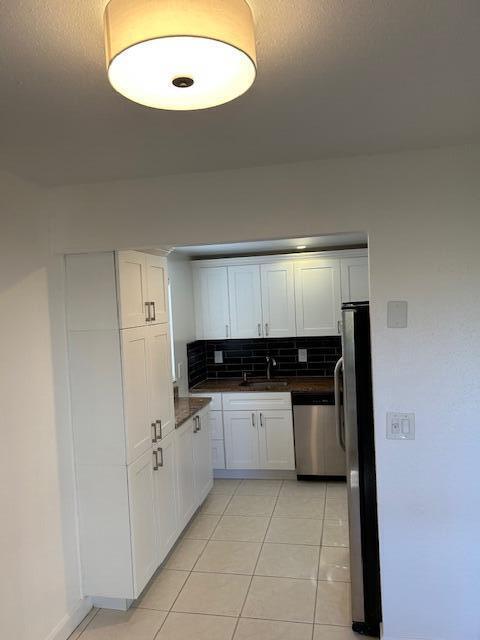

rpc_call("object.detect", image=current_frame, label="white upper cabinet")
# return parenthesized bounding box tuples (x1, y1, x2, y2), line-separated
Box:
(147, 323, 175, 440)
(121, 326, 152, 464)
(260, 262, 296, 338)
(294, 259, 342, 336)
(340, 256, 369, 302)
(195, 266, 231, 339)
(228, 265, 263, 338)
(117, 251, 169, 328)
(117, 251, 149, 329)
(146, 255, 169, 324)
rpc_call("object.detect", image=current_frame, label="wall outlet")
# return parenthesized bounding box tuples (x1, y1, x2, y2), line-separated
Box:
(386, 412, 415, 440)
(298, 348, 307, 362)
(177, 362, 183, 380)
(214, 350, 223, 364)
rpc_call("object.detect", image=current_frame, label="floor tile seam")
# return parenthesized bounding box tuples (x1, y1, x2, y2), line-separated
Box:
(76, 606, 101, 639)
(311, 480, 328, 640)
(233, 480, 284, 636)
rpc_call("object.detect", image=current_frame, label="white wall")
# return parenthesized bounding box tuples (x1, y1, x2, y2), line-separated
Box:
(167, 253, 196, 395)
(50, 144, 480, 640)
(0, 173, 89, 640)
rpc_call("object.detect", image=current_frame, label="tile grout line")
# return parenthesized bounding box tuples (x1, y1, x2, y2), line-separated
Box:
(230, 479, 285, 639)
(311, 483, 328, 639)
(75, 606, 100, 639)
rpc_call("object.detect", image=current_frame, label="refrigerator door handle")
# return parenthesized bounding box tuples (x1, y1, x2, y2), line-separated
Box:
(334, 356, 345, 451)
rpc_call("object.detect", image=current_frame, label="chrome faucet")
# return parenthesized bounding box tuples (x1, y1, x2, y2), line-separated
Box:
(266, 356, 277, 380)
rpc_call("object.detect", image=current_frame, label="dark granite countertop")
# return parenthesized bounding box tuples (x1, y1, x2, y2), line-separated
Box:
(175, 396, 212, 428)
(190, 377, 334, 394)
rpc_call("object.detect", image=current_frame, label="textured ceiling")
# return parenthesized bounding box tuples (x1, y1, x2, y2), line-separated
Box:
(1, 0, 479, 186)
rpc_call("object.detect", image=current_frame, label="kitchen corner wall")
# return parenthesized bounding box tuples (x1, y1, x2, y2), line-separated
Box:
(187, 336, 342, 387)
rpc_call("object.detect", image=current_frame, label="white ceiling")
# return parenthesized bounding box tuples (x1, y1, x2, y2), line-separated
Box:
(1, 1, 479, 186)
(173, 232, 367, 258)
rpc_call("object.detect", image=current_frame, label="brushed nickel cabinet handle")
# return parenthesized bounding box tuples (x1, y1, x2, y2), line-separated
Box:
(157, 447, 164, 468)
(156, 419, 162, 441)
(251, 413, 256, 428)
(260, 412, 264, 427)
(151, 422, 157, 443)
(145, 301, 151, 322)
(265, 323, 269, 336)
(225, 324, 229, 338)
(257, 323, 261, 337)
(151, 302, 156, 322)
(197, 415, 201, 431)
(153, 450, 159, 471)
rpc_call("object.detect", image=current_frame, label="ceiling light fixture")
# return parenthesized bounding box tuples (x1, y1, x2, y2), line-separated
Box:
(104, 0, 257, 110)
(296, 245, 307, 250)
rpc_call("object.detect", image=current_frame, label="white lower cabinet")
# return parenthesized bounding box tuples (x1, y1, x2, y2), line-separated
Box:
(193, 408, 214, 502)
(127, 449, 158, 596)
(224, 396, 295, 471)
(211, 440, 226, 469)
(258, 410, 295, 470)
(224, 411, 260, 469)
(154, 429, 178, 563)
(175, 417, 197, 529)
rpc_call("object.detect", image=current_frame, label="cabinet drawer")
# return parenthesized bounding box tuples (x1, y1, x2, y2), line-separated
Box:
(211, 440, 226, 469)
(190, 392, 222, 411)
(222, 392, 292, 412)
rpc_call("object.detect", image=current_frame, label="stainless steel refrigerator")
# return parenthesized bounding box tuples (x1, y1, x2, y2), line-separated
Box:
(334, 302, 382, 636)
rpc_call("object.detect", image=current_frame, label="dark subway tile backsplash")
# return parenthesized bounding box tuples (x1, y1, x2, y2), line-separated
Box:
(187, 337, 342, 387)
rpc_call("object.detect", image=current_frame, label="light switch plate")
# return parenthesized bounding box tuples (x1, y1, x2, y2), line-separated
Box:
(298, 349, 307, 363)
(387, 412, 415, 440)
(214, 350, 223, 364)
(387, 301, 408, 328)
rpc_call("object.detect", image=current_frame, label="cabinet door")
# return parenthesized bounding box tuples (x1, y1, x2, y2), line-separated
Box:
(117, 251, 149, 329)
(228, 265, 263, 338)
(208, 411, 224, 440)
(260, 262, 296, 338)
(155, 430, 179, 563)
(193, 410, 213, 503)
(224, 411, 259, 469)
(195, 267, 231, 339)
(175, 418, 196, 528)
(128, 449, 158, 596)
(147, 324, 175, 439)
(211, 440, 226, 470)
(340, 256, 369, 303)
(294, 259, 342, 336)
(258, 410, 295, 470)
(121, 327, 151, 464)
(146, 255, 169, 324)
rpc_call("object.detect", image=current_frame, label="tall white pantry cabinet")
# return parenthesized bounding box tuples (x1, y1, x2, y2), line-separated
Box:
(65, 250, 206, 609)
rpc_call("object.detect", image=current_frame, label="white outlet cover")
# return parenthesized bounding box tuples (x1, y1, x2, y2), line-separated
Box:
(387, 301, 408, 328)
(214, 350, 223, 364)
(387, 412, 415, 440)
(298, 348, 307, 362)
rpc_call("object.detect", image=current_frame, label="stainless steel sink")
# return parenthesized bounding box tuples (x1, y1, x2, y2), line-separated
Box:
(240, 380, 289, 391)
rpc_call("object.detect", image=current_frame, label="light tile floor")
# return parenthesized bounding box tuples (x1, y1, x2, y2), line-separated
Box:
(69, 479, 351, 640)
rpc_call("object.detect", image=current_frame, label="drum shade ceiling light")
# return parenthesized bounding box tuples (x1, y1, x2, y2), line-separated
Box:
(104, 0, 257, 110)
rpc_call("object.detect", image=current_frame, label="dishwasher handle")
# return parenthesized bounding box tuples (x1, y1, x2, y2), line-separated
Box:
(334, 357, 345, 451)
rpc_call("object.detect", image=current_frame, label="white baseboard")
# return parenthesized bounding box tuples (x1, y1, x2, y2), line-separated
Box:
(91, 596, 133, 611)
(45, 598, 93, 640)
(214, 469, 297, 479)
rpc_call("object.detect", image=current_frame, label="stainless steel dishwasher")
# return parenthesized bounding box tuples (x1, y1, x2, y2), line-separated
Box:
(292, 391, 346, 478)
